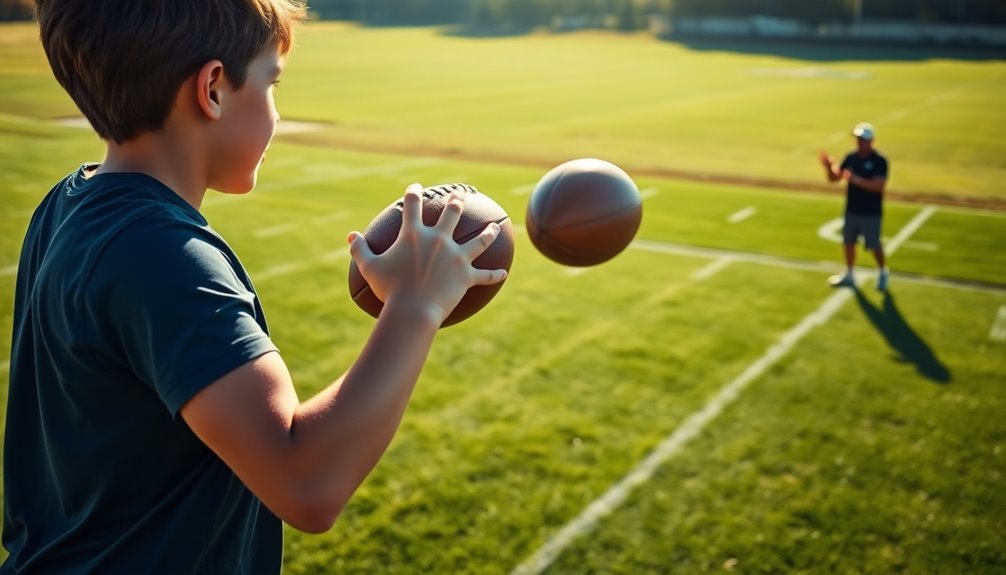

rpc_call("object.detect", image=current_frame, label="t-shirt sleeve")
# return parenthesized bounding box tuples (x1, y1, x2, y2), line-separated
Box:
(839, 153, 855, 171)
(89, 213, 277, 417)
(876, 156, 889, 178)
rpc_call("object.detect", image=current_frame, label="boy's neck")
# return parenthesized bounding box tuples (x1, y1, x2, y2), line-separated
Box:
(95, 131, 208, 210)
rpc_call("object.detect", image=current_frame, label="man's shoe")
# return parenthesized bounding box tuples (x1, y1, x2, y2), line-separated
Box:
(876, 269, 890, 292)
(828, 273, 855, 287)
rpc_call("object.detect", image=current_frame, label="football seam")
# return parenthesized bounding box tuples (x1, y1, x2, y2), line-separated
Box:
(533, 232, 623, 261)
(535, 167, 568, 227)
(534, 202, 641, 232)
(455, 215, 511, 244)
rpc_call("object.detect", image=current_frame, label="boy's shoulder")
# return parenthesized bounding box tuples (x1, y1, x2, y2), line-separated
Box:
(28, 166, 220, 288)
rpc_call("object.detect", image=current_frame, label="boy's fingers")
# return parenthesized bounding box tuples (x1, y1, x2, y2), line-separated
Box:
(401, 183, 424, 231)
(436, 188, 466, 232)
(347, 231, 373, 261)
(463, 222, 501, 259)
(470, 267, 508, 286)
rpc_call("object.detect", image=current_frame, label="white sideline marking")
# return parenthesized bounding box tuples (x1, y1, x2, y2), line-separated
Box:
(1, 360, 8, 372)
(508, 205, 936, 575)
(990, 306, 1006, 342)
(632, 236, 1002, 296)
(1, 264, 17, 278)
(817, 216, 939, 251)
(817, 217, 844, 243)
(564, 267, 590, 276)
(639, 187, 660, 200)
(903, 240, 938, 252)
(690, 257, 733, 282)
(727, 206, 757, 224)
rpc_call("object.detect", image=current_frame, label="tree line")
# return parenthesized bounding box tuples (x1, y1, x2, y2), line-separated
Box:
(2, 0, 1003, 26)
(311, 0, 1006, 28)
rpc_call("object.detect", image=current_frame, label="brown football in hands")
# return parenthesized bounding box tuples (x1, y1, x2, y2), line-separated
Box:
(526, 158, 643, 266)
(347, 183, 514, 327)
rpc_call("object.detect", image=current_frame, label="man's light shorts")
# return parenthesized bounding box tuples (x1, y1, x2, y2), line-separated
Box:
(843, 213, 882, 249)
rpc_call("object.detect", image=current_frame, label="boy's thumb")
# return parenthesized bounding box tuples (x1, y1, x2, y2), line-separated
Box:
(347, 232, 371, 258)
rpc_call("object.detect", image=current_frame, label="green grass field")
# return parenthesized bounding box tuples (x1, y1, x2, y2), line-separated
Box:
(1, 21, 1005, 573)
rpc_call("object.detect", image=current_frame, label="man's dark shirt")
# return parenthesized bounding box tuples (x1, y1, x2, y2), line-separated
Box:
(840, 150, 888, 216)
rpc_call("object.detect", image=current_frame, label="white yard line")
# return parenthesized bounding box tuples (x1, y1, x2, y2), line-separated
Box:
(727, 206, 757, 224)
(639, 187, 661, 200)
(690, 256, 733, 282)
(508, 206, 937, 575)
(1, 360, 8, 372)
(1, 264, 17, 278)
(990, 306, 1006, 342)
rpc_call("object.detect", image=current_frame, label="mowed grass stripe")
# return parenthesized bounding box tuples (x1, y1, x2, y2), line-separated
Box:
(289, 257, 857, 570)
(286, 260, 836, 572)
(405, 253, 731, 426)
(509, 205, 936, 574)
(544, 282, 1006, 574)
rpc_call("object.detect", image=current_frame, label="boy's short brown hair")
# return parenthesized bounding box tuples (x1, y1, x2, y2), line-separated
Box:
(35, 0, 306, 144)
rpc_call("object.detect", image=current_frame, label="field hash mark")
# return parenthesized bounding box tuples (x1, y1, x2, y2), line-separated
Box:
(990, 306, 1006, 342)
(727, 206, 757, 224)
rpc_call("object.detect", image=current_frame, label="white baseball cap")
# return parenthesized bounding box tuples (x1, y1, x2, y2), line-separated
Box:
(852, 122, 875, 140)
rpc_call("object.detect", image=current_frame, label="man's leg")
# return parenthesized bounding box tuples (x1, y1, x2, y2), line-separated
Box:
(863, 217, 889, 291)
(830, 243, 857, 287)
(845, 243, 857, 269)
(872, 246, 886, 268)
(830, 215, 859, 287)
(873, 246, 889, 291)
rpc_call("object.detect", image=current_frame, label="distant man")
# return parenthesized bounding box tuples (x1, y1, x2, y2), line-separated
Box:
(819, 122, 890, 291)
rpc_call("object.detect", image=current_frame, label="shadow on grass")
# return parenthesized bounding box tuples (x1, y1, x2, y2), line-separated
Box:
(853, 287, 951, 383)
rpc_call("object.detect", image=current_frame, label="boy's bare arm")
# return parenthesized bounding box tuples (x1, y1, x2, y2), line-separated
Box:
(180, 304, 437, 534)
(180, 185, 506, 533)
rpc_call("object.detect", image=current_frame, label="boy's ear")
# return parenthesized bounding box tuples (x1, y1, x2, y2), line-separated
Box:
(195, 60, 226, 120)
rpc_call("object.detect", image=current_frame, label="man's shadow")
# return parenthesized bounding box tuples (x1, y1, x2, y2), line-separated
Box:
(853, 287, 951, 383)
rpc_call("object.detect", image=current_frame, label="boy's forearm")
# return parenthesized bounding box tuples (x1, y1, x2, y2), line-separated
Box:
(288, 301, 440, 519)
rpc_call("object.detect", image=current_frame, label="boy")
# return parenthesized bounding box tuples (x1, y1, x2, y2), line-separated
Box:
(3, 1, 507, 573)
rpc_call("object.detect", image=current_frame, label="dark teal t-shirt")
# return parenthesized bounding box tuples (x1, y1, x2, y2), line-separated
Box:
(3, 166, 281, 573)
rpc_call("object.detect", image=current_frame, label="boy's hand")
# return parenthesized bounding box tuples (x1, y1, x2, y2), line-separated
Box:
(347, 183, 507, 326)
